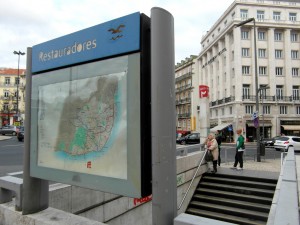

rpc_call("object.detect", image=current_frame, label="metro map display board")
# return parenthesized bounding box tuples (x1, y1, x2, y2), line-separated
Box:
(30, 12, 151, 198)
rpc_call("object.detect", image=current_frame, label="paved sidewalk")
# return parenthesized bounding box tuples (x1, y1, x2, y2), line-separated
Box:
(207, 155, 282, 180)
(0, 136, 12, 141)
(221, 158, 281, 173)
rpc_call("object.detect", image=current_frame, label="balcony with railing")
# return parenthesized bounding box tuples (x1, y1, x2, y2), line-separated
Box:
(0, 108, 17, 114)
(242, 95, 300, 103)
(175, 72, 193, 82)
(175, 84, 193, 93)
(210, 96, 235, 107)
(0, 82, 25, 88)
(0, 96, 21, 101)
(177, 113, 191, 119)
(176, 97, 191, 105)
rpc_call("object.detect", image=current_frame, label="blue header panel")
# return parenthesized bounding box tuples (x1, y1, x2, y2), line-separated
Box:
(32, 12, 140, 73)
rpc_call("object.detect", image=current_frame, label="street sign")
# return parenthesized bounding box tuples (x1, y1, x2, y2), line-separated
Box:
(251, 111, 259, 120)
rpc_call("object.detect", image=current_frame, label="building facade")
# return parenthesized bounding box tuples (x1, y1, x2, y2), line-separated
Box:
(197, 0, 300, 141)
(0, 68, 26, 126)
(175, 55, 199, 135)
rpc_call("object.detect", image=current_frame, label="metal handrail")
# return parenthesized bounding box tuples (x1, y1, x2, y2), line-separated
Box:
(177, 148, 207, 210)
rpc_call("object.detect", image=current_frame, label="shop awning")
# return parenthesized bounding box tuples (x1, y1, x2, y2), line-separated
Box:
(210, 123, 232, 132)
(281, 125, 300, 131)
(247, 122, 272, 127)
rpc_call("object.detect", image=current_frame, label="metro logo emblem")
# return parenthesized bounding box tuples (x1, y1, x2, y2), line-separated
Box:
(199, 85, 209, 98)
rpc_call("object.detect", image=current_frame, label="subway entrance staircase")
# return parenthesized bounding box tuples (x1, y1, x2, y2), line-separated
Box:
(186, 171, 278, 225)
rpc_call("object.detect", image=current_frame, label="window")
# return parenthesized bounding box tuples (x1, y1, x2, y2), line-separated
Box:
(15, 77, 20, 85)
(3, 103, 9, 111)
(263, 105, 270, 114)
(222, 108, 225, 116)
(274, 32, 282, 41)
(292, 86, 299, 100)
(229, 107, 232, 115)
(243, 84, 250, 99)
(242, 48, 249, 57)
(5, 77, 10, 85)
(292, 68, 299, 77)
(259, 66, 267, 75)
(240, 9, 248, 19)
(276, 85, 283, 99)
(291, 50, 298, 59)
(275, 50, 283, 59)
(297, 106, 300, 115)
(259, 85, 268, 98)
(258, 49, 266, 58)
(257, 10, 265, 20)
(291, 33, 298, 42)
(289, 13, 297, 21)
(4, 91, 9, 98)
(279, 105, 287, 114)
(242, 66, 250, 75)
(245, 105, 253, 114)
(273, 12, 281, 20)
(241, 30, 249, 39)
(275, 67, 283, 76)
(258, 31, 265, 40)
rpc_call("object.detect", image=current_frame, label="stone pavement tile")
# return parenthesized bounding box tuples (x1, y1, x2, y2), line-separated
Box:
(217, 158, 281, 180)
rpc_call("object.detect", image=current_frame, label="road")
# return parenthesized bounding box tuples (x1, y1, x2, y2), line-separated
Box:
(0, 136, 24, 176)
(0, 137, 284, 177)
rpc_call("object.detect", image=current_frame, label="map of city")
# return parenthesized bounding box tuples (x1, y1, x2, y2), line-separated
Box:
(37, 72, 128, 179)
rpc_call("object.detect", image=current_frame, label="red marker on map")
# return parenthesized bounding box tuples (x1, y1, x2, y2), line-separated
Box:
(87, 161, 92, 168)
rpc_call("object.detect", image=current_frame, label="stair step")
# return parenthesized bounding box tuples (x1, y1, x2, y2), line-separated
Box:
(186, 208, 266, 225)
(193, 194, 270, 212)
(203, 173, 277, 184)
(189, 201, 269, 221)
(202, 176, 277, 190)
(199, 182, 274, 197)
(197, 188, 273, 205)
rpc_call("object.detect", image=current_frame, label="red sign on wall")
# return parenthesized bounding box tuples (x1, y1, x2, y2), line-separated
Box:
(199, 85, 209, 98)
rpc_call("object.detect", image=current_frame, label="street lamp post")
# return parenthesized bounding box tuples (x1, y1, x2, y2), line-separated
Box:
(258, 85, 270, 140)
(13, 50, 25, 122)
(236, 18, 261, 162)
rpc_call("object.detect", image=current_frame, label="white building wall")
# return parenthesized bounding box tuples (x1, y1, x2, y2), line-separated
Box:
(196, 0, 300, 141)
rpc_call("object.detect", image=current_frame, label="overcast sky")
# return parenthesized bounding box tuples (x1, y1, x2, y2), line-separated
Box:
(0, 0, 234, 69)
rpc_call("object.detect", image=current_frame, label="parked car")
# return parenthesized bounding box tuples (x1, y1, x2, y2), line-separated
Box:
(176, 132, 200, 145)
(274, 136, 300, 152)
(17, 127, 24, 141)
(0, 125, 17, 136)
(261, 136, 281, 146)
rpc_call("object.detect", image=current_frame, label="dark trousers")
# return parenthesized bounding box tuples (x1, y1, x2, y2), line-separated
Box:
(218, 147, 221, 166)
(234, 151, 244, 168)
(213, 160, 218, 172)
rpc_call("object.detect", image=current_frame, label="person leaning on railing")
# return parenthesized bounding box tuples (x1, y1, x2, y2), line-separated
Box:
(205, 133, 219, 174)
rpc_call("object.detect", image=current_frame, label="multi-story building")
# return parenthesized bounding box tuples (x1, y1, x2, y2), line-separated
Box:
(197, 0, 300, 141)
(175, 55, 198, 136)
(0, 68, 26, 126)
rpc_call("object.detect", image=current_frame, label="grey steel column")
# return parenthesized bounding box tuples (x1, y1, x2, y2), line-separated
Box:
(22, 47, 49, 215)
(253, 20, 261, 162)
(151, 7, 177, 225)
